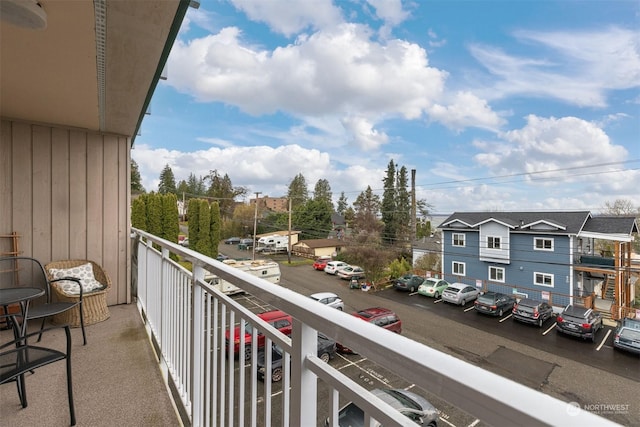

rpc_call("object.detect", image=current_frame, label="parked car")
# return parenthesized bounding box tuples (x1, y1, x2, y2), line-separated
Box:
(556, 305, 603, 342)
(179, 237, 189, 247)
(394, 275, 425, 292)
(225, 310, 292, 360)
(216, 253, 229, 261)
(257, 333, 336, 382)
(337, 307, 401, 353)
(441, 282, 480, 306)
(238, 238, 254, 250)
(224, 236, 241, 244)
(325, 261, 349, 275)
(327, 388, 439, 427)
(612, 317, 640, 355)
(474, 292, 517, 317)
(309, 292, 344, 310)
(337, 265, 365, 280)
(512, 298, 554, 327)
(393, 273, 414, 287)
(312, 256, 332, 271)
(417, 278, 450, 298)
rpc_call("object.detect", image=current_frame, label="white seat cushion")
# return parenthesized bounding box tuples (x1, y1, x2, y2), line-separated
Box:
(48, 263, 105, 295)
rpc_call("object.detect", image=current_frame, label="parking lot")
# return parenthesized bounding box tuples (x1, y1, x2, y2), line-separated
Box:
(219, 245, 639, 426)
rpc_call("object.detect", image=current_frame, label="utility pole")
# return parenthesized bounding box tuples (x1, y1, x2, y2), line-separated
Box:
(252, 192, 261, 260)
(411, 169, 416, 241)
(287, 197, 292, 264)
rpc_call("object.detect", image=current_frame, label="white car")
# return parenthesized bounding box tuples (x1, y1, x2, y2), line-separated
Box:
(337, 266, 365, 280)
(309, 292, 344, 310)
(441, 282, 480, 306)
(324, 261, 348, 275)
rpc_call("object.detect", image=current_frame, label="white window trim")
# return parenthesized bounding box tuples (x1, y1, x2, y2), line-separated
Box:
(489, 266, 505, 283)
(452, 233, 465, 247)
(487, 235, 501, 249)
(534, 237, 554, 251)
(452, 261, 466, 276)
(534, 272, 554, 288)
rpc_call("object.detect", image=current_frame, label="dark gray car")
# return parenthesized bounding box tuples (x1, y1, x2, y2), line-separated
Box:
(512, 298, 554, 327)
(556, 305, 602, 342)
(327, 388, 438, 426)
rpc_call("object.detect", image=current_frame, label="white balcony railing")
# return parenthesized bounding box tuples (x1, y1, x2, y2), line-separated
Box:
(132, 229, 616, 427)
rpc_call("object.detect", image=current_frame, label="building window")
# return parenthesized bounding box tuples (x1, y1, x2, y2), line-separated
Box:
(487, 236, 501, 249)
(452, 233, 465, 247)
(489, 266, 505, 283)
(453, 261, 465, 276)
(534, 237, 554, 251)
(534, 272, 554, 287)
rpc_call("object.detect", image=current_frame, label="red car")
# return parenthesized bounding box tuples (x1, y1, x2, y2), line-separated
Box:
(337, 307, 402, 353)
(225, 310, 292, 360)
(312, 256, 332, 271)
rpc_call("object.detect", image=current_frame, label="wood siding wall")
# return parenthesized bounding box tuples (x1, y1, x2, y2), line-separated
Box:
(0, 119, 131, 305)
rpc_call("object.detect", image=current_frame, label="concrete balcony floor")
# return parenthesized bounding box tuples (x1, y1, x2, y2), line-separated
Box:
(0, 304, 181, 427)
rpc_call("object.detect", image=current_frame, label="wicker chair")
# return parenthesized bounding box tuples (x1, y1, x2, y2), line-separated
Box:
(44, 260, 111, 328)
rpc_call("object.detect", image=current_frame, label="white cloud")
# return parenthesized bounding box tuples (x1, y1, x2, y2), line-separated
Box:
(341, 116, 389, 150)
(474, 115, 629, 180)
(229, 0, 343, 37)
(428, 91, 506, 132)
(469, 26, 640, 107)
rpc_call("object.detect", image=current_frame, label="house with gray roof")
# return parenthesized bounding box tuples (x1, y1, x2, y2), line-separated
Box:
(438, 211, 638, 319)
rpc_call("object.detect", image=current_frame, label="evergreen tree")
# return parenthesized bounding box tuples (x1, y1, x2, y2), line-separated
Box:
(293, 199, 333, 240)
(210, 201, 222, 256)
(381, 160, 397, 244)
(158, 164, 177, 195)
(131, 159, 145, 193)
(353, 186, 382, 234)
(161, 193, 180, 243)
(336, 192, 348, 216)
(205, 170, 247, 219)
(145, 192, 163, 240)
(313, 179, 333, 207)
(187, 198, 201, 250)
(287, 173, 308, 209)
(395, 166, 412, 244)
(195, 200, 213, 257)
(131, 196, 146, 230)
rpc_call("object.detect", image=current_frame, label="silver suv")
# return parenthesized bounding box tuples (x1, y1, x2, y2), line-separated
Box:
(613, 318, 640, 355)
(556, 305, 602, 342)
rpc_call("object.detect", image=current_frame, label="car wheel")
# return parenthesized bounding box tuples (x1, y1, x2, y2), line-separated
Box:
(337, 306, 343, 311)
(272, 367, 283, 382)
(538, 318, 543, 327)
(319, 352, 331, 363)
(434, 292, 440, 299)
(498, 308, 503, 316)
(410, 286, 416, 292)
(460, 299, 466, 306)
(244, 347, 252, 362)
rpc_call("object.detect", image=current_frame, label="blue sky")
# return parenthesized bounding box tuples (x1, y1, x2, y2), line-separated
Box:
(133, 0, 640, 215)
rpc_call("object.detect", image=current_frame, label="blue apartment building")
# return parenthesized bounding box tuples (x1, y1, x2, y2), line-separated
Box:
(438, 211, 638, 316)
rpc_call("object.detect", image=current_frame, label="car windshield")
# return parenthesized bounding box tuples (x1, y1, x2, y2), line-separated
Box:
(477, 295, 495, 304)
(423, 279, 438, 286)
(620, 328, 640, 340)
(518, 305, 535, 313)
(382, 389, 421, 410)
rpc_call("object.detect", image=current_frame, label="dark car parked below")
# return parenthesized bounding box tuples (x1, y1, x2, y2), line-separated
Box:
(613, 318, 640, 355)
(556, 305, 603, 342)
(473, 292, 516, 317)
(512, 298, 554, 327)
(394, 275, 425, 292)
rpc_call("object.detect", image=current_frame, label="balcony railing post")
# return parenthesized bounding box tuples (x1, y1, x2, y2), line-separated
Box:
(290, 320, 318, 425)
(191, 264, 206, 426)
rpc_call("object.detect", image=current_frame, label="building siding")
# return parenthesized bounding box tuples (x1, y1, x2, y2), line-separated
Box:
(0, 119, 131, 305)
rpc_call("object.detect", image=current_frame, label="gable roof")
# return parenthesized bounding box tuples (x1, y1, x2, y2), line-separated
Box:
(578, 216, 639, 242)
(439, 211, 592, 235)
(293, 239, 344, 249)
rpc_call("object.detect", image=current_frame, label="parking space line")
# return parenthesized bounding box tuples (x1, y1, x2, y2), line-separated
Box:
(467, 419, 481, 427)
(438, 416, 457, 427)
(433, 299, 443, 304)
(409, 291, 419, 296)
(463, 306, 475, 312)
(596, 329, 612, 351)
(542, 323, 556, 335)
(499, 313, 513, 323)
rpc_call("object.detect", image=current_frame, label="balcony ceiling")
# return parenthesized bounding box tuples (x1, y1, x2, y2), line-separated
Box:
(0, 0, 185, 139)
